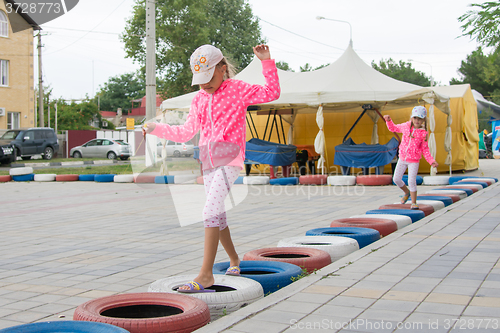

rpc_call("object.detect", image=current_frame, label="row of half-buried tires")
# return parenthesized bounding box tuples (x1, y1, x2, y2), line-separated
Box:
(6, 178, 495, 333)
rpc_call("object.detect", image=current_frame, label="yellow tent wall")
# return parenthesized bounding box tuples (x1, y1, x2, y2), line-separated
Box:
(245, 85, 479, 175)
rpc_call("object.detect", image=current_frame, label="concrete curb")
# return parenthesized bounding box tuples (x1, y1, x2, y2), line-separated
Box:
(10, 160, 118, 167)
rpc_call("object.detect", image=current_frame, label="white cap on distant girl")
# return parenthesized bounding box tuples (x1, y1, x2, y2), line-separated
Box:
(190, 45, 224, 85)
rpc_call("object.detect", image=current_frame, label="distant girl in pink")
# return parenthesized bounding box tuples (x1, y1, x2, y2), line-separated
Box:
(384, 106, 438, 210)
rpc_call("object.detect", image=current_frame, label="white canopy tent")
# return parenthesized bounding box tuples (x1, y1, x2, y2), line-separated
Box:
(161, 45, 451, 174)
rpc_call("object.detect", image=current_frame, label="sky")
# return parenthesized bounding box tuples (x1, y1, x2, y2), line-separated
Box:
(36, 0, 483, 102)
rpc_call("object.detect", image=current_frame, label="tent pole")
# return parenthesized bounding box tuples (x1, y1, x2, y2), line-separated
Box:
(343, 109, 368, 142)
(279, 114, 286, 143)
(246, 114, 256, 139)
(248, 111, 259, 139)
(263, 111, 272, 140)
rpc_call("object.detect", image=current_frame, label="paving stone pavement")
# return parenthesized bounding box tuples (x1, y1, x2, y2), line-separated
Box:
(0, 160, 498, 332)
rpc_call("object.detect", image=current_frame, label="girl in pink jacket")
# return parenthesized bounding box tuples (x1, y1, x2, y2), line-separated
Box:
(144, 44, 280, 292)
(384, 106, 438, 210)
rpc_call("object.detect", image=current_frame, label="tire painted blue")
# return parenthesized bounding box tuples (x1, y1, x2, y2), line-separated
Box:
(393, 175, 423, 186)
(94, 174, 116, 183)
(305, 227, 380, 249)
(416, 195, 453, 206)
(366, 209, 425, 223)
(448, 176, 498, 184)
(154, 175, 175, 184)
(270, 177, 299, 185)
(452, 181, 488, 188)
(234, 176, 244, 184)
(12, 174, 34, 182)
(213, 260, 302, 294)
(0, 321, 129, 333)
(79, 174, 96, 181)
(440, 187, 473, 196)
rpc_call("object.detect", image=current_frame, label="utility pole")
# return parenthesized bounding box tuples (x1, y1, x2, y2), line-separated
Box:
(145, 0, 156, 121)
(37, 33, 44, 127)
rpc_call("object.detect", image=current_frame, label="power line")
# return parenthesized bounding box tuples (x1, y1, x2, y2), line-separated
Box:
(258, 17, 345, 51)
(45, 0, 128, 56)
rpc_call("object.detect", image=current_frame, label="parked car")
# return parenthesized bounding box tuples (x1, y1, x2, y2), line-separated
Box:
(0, 127, 59, 160)
(0, 142, 15, 164)
(156, 140, 194, 157)
(70, 138, 131, 160)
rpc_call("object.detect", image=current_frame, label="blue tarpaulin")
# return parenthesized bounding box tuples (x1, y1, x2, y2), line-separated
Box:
(245, 138, 297, 166)
(334, 137, 399, 168)
(193, 139, 297, 166)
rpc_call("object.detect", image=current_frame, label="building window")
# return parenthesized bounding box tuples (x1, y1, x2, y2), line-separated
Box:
(7, 112, 20, 129)
(0, 11, 7, 38)
(0, 59, 8, 86)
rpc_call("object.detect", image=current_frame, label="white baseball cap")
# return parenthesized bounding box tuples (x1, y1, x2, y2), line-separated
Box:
(411, 106, 427, 119)
(190, 45, 224, 86)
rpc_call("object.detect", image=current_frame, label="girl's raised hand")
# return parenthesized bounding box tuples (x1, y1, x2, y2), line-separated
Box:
(383, 115, 392, 122)
(253, 44, 271, 61)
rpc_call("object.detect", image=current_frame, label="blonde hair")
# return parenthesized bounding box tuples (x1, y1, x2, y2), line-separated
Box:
(409, 115, 429, 141)
(217, 56, 236, 80)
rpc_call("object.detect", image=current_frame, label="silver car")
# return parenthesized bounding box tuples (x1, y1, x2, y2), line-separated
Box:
(70, 138, 131, 160)
(157, 140, 194, 157)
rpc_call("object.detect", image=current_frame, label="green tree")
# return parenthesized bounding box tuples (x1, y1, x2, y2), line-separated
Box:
(451, 47, 500, 105)
(95, 72, 145, 113)
(56, 101, 104, 131)
(459, 1, 500, 54)
(122, 0, 263, 98)
(276, 61, 294, 72)
(299, 63, 329, 72)
(371, 58, 432, 86)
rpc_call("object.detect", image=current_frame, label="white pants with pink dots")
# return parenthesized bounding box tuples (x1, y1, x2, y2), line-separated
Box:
(393, 159, 420, 192)
(202, 166, 240, 230)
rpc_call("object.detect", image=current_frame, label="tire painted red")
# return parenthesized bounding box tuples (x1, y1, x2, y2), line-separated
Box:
(379, 203, 434, 216)
(419, 193, 460, 203)
(0, 175, 11, 182)
(56, 174, 79, 182)
(134, 175, 156, 183)
(356, 175, 393, 186)
(73, 293, 210, 333)
(299, 175, 327, 185)
(243, 247, 331, 273)
(329, 218, 397, 237)
(459, 179, 493, 186)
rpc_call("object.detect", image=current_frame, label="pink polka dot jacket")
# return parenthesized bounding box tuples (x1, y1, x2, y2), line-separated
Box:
(386, 120, 436, 165)
(151, 59, 280, 170)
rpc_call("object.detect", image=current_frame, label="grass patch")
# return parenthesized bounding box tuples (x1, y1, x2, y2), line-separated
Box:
(1, 158, 200, 176)
(16, 157, 109, 163)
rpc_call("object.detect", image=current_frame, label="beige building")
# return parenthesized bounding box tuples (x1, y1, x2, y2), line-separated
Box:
(0, 0, 39, 130)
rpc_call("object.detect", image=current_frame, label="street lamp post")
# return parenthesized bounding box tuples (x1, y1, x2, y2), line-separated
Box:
(409, 59, 434, 87)
(316, 16, 353, 47)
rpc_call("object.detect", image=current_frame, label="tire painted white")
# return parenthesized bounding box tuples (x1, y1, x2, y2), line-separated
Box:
(277, 236, 359, 262)
(148, 274, 263, 321)
(393, 200, 445, 211)
(417, 200, 445, 210)
(34, 174, 56, 182)
(425, 189, 467, 199)
(9, 167, 34, 176)
(423, 176, 450, 185)
(460, 177, 497, 183)
(114, 174, 135, 183)
(327, 175, 356, 186)
(446, 184, 483, 191)
(348, 214, 412, 230)
(243, 176, 269, 185)
(173, 174, 198, 184)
